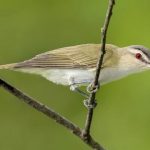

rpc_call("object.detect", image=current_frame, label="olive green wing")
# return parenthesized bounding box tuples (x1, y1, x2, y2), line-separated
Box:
(14, 44, 117, 69)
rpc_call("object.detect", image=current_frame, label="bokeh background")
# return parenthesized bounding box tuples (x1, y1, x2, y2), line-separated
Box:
(0, 0, 150, 150)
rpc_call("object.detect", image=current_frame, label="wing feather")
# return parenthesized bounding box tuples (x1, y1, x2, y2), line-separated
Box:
(14, 44, 118, 69)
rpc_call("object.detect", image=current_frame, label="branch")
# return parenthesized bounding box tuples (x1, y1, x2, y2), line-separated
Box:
(0, 79, 104, 150)
(83, 0, 115, 137)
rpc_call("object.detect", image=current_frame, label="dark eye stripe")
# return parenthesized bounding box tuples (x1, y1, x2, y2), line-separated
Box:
(135, 47, 149, 57)
(129, 45, 150, 59)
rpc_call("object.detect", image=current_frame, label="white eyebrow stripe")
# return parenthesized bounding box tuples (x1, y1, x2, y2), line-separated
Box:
(128, 48, 150, 63)
(129, 45, 150, 59)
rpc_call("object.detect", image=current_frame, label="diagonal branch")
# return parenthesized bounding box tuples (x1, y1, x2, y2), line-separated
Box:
(0, 79, 104, 150)
(83, 0, 115, 138)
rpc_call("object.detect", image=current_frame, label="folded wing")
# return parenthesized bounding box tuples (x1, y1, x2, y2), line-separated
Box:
(14, 44, 116, 69)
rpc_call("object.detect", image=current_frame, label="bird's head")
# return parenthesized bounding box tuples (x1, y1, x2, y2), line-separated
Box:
(115, 45, 150, 74)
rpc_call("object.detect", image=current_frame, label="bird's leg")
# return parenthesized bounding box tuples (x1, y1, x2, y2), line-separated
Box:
(70, 84, 89, 98)
(69, 77, 98, 108)
(70, 84, 97, 108)
(70, 84, 98, 108)
(69, 77, 89, 98)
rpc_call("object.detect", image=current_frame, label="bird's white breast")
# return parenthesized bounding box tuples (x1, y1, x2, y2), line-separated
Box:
(19, 63, 142, 86)
(42, 69, 95, 86)
(41, 66, 138, 86)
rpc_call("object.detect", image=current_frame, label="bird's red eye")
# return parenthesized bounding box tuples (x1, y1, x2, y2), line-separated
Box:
(135, 53, 142, 59)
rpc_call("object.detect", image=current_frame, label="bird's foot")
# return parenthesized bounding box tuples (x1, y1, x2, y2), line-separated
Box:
(86, 82, 99, 93)
(83, 99, 97, 109)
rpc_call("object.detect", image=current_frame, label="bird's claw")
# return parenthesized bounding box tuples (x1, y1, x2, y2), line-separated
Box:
(86, 83, 99, 93)
(83, 99, 97, 109)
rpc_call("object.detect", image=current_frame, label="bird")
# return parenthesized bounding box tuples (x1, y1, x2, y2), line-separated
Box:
(0, 44, 150, 97)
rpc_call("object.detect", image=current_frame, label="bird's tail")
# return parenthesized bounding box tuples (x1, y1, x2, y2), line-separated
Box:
(0, 63, 17, 70)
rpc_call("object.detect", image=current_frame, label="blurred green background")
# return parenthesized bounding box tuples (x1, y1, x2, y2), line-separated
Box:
(0, 0, 150, 150)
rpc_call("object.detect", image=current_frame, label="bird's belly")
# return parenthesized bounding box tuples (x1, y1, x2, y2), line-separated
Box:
(42, 69, 95, 86)
(41, 67, 134, 86)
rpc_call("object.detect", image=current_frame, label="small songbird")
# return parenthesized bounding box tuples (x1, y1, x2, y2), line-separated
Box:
(0, 44, 150, 96)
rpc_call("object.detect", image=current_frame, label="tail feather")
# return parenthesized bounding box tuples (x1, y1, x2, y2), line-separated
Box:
(0, 63, 17, 70)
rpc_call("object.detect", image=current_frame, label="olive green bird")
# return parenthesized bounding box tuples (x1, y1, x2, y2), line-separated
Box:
(0, 44, 150, 96)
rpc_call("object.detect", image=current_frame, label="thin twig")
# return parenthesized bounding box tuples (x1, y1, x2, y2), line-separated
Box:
(0, 79, 104, 150)
(83, 0, 115, 138)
